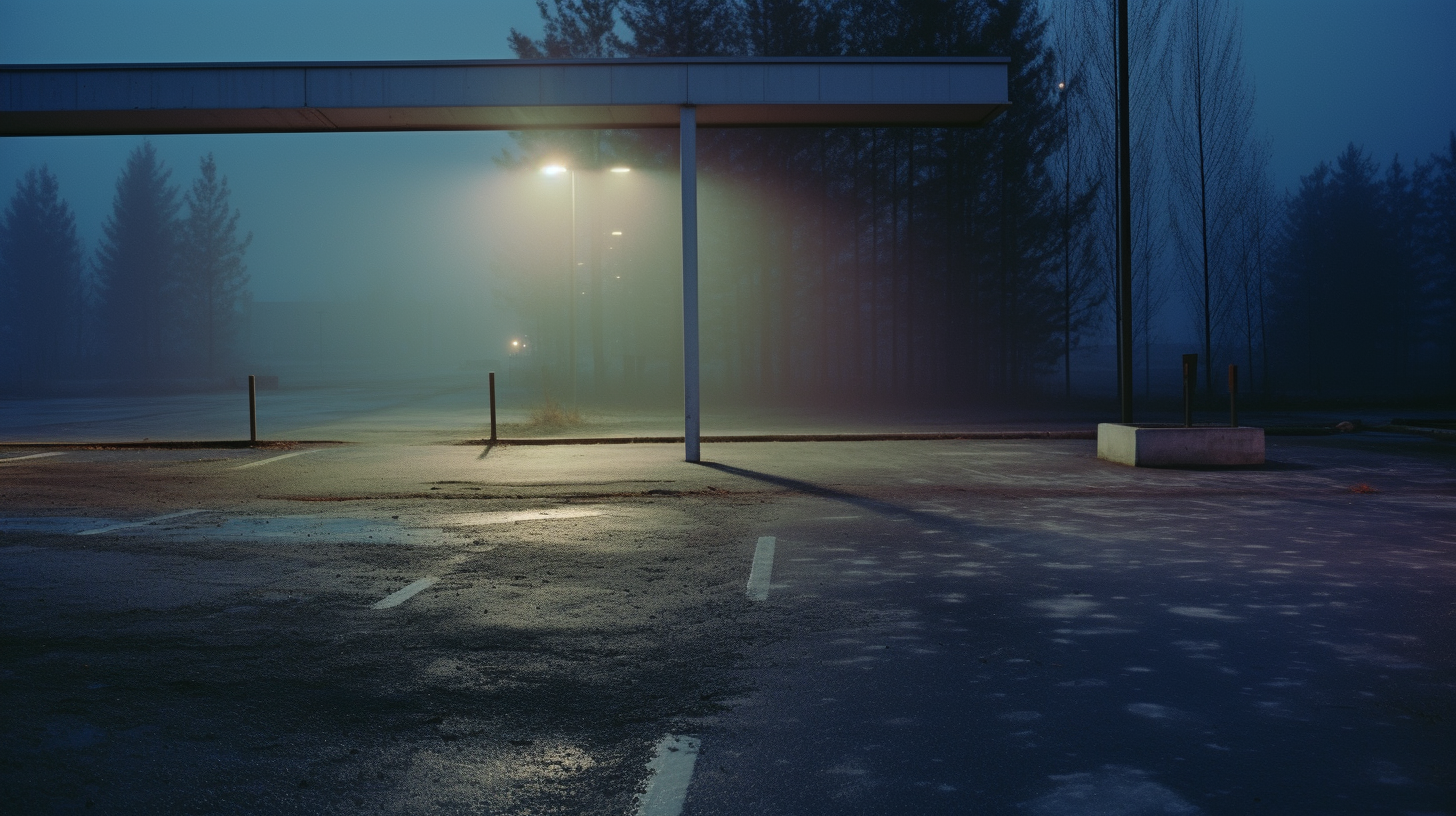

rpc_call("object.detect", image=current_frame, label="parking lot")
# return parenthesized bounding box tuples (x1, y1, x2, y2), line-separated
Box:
(2, 426, 1454, 814)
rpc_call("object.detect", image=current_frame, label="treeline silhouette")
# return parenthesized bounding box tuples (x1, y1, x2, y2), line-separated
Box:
(507, 0, 1456, 405)
(3, 1, 1452, 406)
(510, 0, 1096, 404)
(0, 143, 250, 394)
(1272, 140, 1456, 400)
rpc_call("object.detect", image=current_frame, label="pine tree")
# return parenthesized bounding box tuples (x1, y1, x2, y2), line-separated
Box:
(974, 0, 1064, 390)
(614, 0, 743, 56)
(1425, 133, 1456, 390)
(509, 0, 620, 58)
(95, 142, 181, 379)
(178, 154, 251, 377)
(1272, 145, 1420, 397)
(0, 166, 83, 392)
(743, 0, 840, 56)
(1379, 154, 1426, 390)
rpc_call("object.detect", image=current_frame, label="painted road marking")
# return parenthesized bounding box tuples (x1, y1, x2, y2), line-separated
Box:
(371, 577, 439, 609)
(0, 452, 65, 464)
(232, 449, 317, 470)
(746, 536, 776, 601)
(636, 734, 700, 816)
(76, 509, 208, 536)
(442, 508, 604, 526)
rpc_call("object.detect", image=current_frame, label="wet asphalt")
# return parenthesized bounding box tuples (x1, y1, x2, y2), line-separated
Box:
(1, 433, 1453, 815)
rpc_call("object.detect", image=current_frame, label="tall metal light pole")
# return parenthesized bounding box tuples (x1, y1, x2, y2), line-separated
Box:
(1117, 0, 1135, 423)
(1059, 80, 1072, 401)
(542, 164, 579, 407)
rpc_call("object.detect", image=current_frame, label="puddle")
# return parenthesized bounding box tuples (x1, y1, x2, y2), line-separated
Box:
(438, 508, 607, 526)
(0, 514, 453, 545)
(0, 517, 106, 535)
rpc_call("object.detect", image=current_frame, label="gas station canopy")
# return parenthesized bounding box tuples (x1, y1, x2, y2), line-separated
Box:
(0, 56, 1009, 462)
(0, 57, 1007, 136)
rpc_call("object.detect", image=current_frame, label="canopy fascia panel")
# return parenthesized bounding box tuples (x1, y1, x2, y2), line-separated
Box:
(0, 57, 1009, 136)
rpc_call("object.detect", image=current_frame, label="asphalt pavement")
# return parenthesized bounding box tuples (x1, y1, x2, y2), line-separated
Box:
(1, 429, 1453, 815)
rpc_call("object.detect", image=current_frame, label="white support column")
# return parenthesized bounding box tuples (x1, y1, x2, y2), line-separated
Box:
(680, 105, 701, 463)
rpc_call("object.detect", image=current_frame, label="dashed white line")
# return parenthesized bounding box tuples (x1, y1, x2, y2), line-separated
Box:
(76, 509, 208, 536)
(232, 449, 317, 470)
(746, 535, 776, 601)
(0, 451, 65, 464)
(371, 577, 439, 609)
(636, 734, 700, 816)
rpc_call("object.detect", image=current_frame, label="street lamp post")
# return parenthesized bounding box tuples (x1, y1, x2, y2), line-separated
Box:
(542, 163, 631, 409)
(1059, 80, 1071, 402)
(541, 164, 578, 407)
(1117, 0, 1134, 423)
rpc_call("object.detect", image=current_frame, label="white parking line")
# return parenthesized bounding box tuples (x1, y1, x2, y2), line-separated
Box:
(371, 577, 439, 609)
(232, 449, 317, 470)
(76, 509, 208, 536)
(746, 536, 776, 601)
(0, 451, 65, 464)
(636, 734, 700, 816)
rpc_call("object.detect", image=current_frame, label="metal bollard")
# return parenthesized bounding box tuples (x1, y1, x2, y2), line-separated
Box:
(1182, 354, 1198, 428)
(248, 374, 257, 443)
(489, 371, 498, 443)
(1228, 364, 1239, 428)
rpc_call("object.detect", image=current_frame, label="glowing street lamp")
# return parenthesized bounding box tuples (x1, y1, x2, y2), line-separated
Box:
(539, 162, 631, 407)
(541, 163, 580, 406)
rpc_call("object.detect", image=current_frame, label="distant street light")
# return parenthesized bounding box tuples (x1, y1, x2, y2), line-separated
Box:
(540, 162, 631, 407)
(1058, 79, 1072, 401)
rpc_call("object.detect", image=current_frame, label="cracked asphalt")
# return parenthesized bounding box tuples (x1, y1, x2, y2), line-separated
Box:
(1, 432, 1454, 814)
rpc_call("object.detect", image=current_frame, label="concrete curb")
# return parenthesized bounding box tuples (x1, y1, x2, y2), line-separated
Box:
(459, 430, 1099, 446)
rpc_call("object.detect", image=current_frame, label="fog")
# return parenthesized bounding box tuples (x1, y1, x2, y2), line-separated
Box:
(2, 0, 1454, 430)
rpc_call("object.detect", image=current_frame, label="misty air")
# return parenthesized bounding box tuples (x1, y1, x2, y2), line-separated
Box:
(1, 1, 1453, 814)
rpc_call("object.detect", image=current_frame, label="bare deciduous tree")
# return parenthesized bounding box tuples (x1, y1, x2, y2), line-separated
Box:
(1070, 0, 1172, 398)
(1164, 0, 1256, 394)
(1048, 14, 1105, 399)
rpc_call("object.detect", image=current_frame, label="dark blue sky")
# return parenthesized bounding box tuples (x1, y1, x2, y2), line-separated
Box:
(1, 0, 1453, 303)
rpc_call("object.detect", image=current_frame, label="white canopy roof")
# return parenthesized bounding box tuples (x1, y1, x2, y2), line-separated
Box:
(1, 57, 1008, 136)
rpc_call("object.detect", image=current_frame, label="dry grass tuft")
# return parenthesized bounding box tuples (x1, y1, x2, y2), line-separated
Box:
(523, 400, 586, 432)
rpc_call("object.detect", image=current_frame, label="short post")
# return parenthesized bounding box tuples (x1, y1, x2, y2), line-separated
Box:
(488, 371, 498, 443)
(1182, 354, 1198, 428)
(248, 374, 257, 443)
(1228, 364, 1239, 428)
